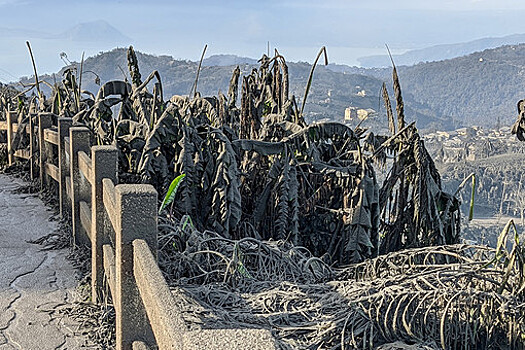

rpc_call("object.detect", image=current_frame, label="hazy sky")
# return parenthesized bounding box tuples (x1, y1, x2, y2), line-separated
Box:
(2, 0, 525, 80)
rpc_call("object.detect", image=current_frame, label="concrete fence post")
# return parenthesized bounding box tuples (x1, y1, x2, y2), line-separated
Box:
(58, 118, 72, 218)
(115, 184, 158, 350)
(29, 113, 36, 180)
(38, 113, 53, 190)
(91, 145, 118, 304)
(6, 110, 15, 166)
(69, 127, 91, 247)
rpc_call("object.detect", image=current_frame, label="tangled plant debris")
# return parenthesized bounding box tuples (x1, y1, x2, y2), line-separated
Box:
(163, 216, 525, 349)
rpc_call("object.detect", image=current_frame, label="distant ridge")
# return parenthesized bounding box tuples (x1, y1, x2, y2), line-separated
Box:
(28, 41, 525, 131)
(0, 26, 46, 38)
(394, 43, 525, 128)
(358, 33, 525, 67)
(19, 42, 525, 130)
(202, 54, 258, 67)
(17, 48, 453, 131)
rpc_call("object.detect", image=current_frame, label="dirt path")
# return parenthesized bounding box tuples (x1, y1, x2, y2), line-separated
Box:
(0, 174, 94, 349)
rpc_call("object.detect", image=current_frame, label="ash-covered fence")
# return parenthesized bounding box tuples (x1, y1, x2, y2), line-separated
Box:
(1, 110, 276, 350)
(1, 110, 35, 175)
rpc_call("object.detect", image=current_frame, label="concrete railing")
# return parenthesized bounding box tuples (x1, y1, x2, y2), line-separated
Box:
(1, 110, 276, 350)
(1, 110, 35, 177)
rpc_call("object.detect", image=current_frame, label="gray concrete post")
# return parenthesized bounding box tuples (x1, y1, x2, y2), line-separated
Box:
(58, 118, 72, 218)
(29, 113, 35, 180)
(38, 113, 53, 190)
(69, 127, 91, 247)
(6, 111, 15, 166)
(91, 145, 118, 304)
(115, 184, 158, 350)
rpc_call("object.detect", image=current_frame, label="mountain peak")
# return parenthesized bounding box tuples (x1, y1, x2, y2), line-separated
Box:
(59, 20, 131, 43)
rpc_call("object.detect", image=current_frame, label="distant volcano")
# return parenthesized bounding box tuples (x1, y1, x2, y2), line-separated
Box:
(58, 20, 131, 44)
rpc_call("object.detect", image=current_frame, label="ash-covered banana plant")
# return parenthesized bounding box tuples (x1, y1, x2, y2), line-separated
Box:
(124, 48, 379, 263)
(7, 45, 463, 266)
(367, 61, 461, 254)
(513, 99, 525, 141)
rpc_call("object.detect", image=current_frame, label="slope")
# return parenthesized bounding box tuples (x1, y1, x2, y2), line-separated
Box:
(17, 48, 453, 131)
(359, 33, 525, 67)
(396, 43, 525, 128)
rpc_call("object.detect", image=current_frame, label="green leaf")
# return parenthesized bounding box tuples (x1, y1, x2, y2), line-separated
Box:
(234, 244, 253, 279)
(159, 173, 186, 214)
(237, 260, 253, 279)
(468, 174, 476, 221)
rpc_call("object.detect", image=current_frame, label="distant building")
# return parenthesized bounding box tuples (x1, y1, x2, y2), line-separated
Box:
(344, 107, 356, 120)
(426, 125, 522, 163)
(456, 127, 476, 137)
(456, 127, 467, 136)
(345, 107, 376, 121)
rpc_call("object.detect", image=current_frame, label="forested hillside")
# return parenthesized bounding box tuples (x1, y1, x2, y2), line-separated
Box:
(18, 48, 452, 130)
(397, 44, 525, 128)
(359, 33, 525, 67)
(316, 43, 525, 129)
(22, 42, 525, 131)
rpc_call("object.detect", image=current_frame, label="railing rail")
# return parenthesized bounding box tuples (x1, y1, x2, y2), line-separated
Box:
(0, 110, 276, 350)
(133, 239, 184, 348)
